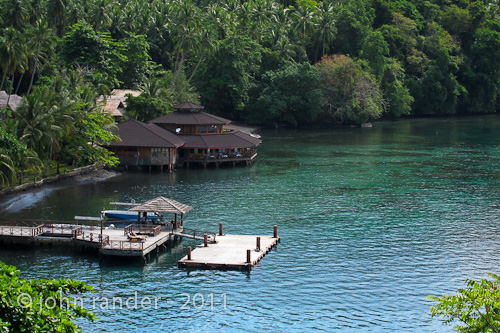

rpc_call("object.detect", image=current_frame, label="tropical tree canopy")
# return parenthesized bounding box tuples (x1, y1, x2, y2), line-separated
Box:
(0, 261, 95, 332)
(1, 0, 500, 187)
(429, 273, 500, 332)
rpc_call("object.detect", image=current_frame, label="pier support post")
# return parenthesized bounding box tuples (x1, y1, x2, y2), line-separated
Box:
(256, 237, 261, 251)
(273, 225, 278, 238)
(204, 234, 208, 247)
(246, 249, 251, 264)
(219, 223, 223, 236)
(187, 246, 192, 260)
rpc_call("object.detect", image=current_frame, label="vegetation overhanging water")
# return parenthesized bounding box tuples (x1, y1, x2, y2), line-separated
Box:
(1, 116, 500, 331)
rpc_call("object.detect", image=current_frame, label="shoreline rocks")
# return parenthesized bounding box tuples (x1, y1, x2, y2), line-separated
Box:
(0, 165, 120, 199)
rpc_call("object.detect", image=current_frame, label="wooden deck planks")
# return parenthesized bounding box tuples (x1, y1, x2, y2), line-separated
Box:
(0, 223, 280, 268)
(178, 234, 280, 270)
(97, 229, 173, 257)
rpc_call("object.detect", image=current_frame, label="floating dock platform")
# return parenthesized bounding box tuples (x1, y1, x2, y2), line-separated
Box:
(178, 234, 280, 270)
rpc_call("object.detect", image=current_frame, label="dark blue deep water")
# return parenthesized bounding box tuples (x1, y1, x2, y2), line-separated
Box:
(2, 116, 500, 332)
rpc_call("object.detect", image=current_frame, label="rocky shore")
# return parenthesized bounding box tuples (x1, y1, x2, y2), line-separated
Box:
(0, 165, 120, 199)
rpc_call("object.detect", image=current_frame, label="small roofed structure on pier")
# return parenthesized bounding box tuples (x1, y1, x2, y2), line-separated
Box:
(150, 100, 261, 168)
(129, 196, 193, 229)
(105, 119, 184, 171)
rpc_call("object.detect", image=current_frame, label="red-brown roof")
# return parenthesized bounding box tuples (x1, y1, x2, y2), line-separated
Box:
(179, 131, 261, 149)
(108, 120, 185, 148)
(173, 100, 204, 110)
(150, 111, 231, 126)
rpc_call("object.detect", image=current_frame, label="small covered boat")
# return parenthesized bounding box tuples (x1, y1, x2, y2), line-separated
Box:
(102, 210, 161, 222)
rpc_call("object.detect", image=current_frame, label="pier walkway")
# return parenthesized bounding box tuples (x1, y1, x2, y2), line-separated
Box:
(0, 222, 176, 262)
(0, 221, 279, 269)
(178, 234, 280, 270)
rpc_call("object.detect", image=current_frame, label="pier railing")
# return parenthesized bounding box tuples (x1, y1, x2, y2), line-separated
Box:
(73, 230, 110, 247)
(175, 228, 217, 243)
(104, 240, 144, 251)
(3, 219, 83, 227)
(72, 226, 83, 238)
(1, 219, 107, 230)
(124, 224, 161, 237)
(41, 224, 76, 236)
(0, 225, 44, 237)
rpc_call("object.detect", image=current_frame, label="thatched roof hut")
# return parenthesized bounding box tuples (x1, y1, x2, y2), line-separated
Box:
(0, 91, 22, 110)
(97, 89, 142, 119)
(129, 196, 193, 214)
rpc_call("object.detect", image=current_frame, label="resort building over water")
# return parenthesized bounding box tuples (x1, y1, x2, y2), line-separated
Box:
(105, 101, 261, 170)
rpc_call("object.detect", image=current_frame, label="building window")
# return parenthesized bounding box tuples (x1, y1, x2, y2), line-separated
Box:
(208, 125, 217, 133)
(151, 148, 169, 158)
(198, 125, 207, 133)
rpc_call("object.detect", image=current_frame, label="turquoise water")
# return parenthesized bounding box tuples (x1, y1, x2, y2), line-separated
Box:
(2, 116, 500, 331)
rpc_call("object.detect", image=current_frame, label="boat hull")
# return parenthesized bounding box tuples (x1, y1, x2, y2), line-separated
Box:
(102, 210, 160, 221)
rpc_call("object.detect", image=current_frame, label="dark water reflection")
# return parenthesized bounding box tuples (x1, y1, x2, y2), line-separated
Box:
(2, 116, 500, 331)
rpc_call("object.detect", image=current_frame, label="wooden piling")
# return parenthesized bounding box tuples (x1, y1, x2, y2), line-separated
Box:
(187, 246, 192, 260)
(246, 249, 251, 263)
(273, 225, 278, 238)
(219, 222, 223, 236)
(204, 233, 208, 247)
(256, 237, 261, 251)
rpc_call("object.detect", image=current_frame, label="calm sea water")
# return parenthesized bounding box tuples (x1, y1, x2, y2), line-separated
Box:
(2, 116, 500, 332)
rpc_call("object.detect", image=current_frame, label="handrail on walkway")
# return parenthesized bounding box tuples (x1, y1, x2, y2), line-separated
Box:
(175, 227, 217, 243)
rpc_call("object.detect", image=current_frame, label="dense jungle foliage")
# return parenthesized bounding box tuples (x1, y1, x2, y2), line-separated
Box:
(1, 0, 500, 187)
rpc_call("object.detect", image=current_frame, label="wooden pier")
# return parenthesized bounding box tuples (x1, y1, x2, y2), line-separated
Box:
(0, 223, 177, 263)
(0, 197, 280, 269)
(0, 222, 280, 269)
(178, 234, 280, 270)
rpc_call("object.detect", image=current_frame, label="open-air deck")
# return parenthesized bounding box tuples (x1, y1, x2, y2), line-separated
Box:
(182, 150, 258, 168)
(0, 222, 179, 262)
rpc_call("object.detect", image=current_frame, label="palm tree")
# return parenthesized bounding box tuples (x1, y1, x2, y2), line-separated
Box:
(65, 1, 83, 28)
(291, 4, 314, 40)
(26, 19, 58, 94)
(313, 1, 336, 61)
(0, 27, 27, 106)
(206, 4, 235, 40)
(0, 150, 15, 189)
(2, 0, 29, 28)
(487, 0, 500, 18)
(187, 28, 218, 83)
(169, 0, 203, 86)
(15, 148, 42, 185)
(89, 0, 115, 31)
(15, 85, 71, 177)
(27, 0, 44, 24)
(0, 27, 25, 91)
(140, 75, 169, 99)
(249, 0, 273, 43)
(46, 0, 67, 36)
(236, 0, 252, 31)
